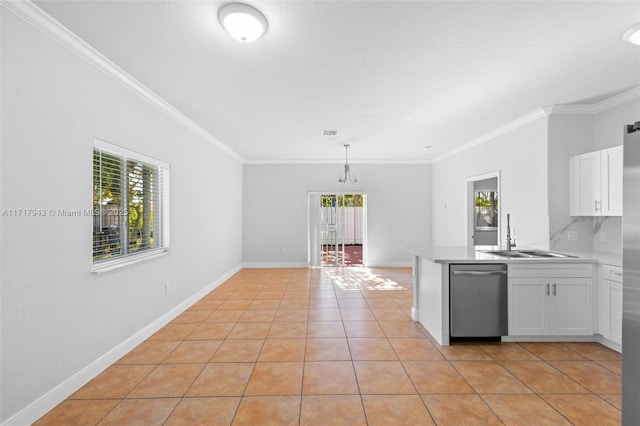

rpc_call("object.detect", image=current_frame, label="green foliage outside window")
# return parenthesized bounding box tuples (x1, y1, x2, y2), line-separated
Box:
(93, 149, 157, 261)
(321, 194, 364, 207)
(476, 191, 498, 207)
(475, 191, 498, 229)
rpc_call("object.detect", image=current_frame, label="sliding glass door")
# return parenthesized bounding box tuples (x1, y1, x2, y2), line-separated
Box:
(308, 193, 365, 267)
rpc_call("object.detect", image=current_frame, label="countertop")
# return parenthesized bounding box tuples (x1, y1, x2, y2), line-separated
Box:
(402, 245, 621, 267)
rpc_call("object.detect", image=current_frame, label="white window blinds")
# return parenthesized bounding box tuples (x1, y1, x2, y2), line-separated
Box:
(93, 139, 170, 271)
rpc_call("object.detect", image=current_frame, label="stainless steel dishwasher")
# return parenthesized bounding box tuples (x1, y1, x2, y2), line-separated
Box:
(449, 264, 508, 339)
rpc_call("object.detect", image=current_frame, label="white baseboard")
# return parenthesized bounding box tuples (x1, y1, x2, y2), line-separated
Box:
(242, 262, 309, 268)
(2, 264, 242, 426)
(502, 335, 597, 343)
(240, 261, 412, 269)
(596, 334, 622, 353)
(366, 261, 413, 268)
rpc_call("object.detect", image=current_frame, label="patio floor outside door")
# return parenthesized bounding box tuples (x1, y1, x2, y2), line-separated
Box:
(309, 193, 366, 267)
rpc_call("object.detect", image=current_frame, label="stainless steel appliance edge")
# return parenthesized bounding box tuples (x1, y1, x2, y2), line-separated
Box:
(622, 121, 640, 425)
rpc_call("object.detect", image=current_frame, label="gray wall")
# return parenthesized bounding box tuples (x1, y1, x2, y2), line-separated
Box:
(548, 99, 639, 254)
(591, 98, 639, 254)
(547, 114, 595, 253)
(243, 164, 432, 266)
(1, 11, 243, 421)
(432, 117, 550, 248)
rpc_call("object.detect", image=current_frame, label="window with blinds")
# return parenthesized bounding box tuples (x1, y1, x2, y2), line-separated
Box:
(93, 139, 170, 271)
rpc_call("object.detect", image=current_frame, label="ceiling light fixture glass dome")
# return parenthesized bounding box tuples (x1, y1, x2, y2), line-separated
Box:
(218, 3, 268, 43)
(623, 23, 640, 46)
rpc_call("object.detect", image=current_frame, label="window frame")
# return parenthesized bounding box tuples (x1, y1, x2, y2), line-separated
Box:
(474, 190, 498, 231)
(92, 139, 170, 273)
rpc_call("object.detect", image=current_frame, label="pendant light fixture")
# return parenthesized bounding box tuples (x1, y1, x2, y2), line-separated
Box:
(338, 144, 358, 184)
(219, 3, 268, 43)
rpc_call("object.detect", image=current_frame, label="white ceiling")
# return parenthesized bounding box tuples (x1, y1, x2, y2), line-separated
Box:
(34, 0, 640, 163)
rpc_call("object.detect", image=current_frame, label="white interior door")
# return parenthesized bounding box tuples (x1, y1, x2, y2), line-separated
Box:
(467, 171, 501, 248)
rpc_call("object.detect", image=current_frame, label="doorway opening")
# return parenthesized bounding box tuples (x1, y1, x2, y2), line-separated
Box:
(308, 193, 366, 267)
(467, 172, 501, 247)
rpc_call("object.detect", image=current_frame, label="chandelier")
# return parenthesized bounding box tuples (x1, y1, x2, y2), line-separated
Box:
(338, 144, 358, 184)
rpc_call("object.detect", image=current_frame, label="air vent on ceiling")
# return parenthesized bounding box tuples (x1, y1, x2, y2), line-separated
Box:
(321, 129, 340, 136)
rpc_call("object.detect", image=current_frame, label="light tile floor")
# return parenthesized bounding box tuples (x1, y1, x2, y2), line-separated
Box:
(35, 267, 622, 425)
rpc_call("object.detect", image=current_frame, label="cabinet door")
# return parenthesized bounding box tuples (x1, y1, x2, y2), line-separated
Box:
(597, 274, 610, 337)
(509, 278, 549, 335)
(570, 151, 601, 216)
(550, 278, 591, 335)
(610, 282, 622, 345)
(601, 146, 623, 216)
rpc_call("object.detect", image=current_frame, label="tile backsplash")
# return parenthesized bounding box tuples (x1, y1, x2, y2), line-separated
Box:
(550, 215, 622, 254)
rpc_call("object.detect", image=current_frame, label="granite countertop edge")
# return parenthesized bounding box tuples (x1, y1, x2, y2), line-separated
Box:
(402, 246, 622, 267)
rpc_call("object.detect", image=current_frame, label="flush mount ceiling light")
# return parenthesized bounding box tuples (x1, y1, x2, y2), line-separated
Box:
(623, 23, 640, 45)
(218, 3, 267, 43)
(338, 144, 358, 184)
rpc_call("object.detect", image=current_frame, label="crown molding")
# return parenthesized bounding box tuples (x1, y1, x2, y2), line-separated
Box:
(5, 0, 638, 166)
(433, 86, 640, 163)
(548, 86, 640, 115)
(432, 108, 548, 163)
(544, 104, 594, 115)
(591, 86, 640, 113)
(245, 159, 432, 165)
(2, 0, 245, 163)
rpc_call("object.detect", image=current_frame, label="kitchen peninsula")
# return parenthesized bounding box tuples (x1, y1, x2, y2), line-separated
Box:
(404, 245, 605, 346)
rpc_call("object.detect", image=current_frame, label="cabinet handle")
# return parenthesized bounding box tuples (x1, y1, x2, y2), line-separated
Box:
(595, 200, 600, 212)
(612, 272, 622, 276)
(552, 283, 557, 296)
(545, 283, 550, 296)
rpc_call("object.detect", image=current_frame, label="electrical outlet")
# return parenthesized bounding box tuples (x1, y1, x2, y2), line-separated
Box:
(599, 232, 607, 242)
(165, 282, 170, 294)
(567, 231, 578, 241)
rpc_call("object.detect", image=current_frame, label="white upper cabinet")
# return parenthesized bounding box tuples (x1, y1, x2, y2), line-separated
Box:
(569, 146, 623, 216)
(600, 146, 623, 216)
(570, 151, 601, 216)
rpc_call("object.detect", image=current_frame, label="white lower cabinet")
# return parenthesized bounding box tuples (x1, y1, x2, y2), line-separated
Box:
(597, 264, 622, 348)
(610, 284, 622, 343)
(508, 264, 593, 337)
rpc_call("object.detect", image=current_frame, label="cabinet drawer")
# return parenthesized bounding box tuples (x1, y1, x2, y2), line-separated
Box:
(509, 263, 592, 278)
(603, 265, 622, 283)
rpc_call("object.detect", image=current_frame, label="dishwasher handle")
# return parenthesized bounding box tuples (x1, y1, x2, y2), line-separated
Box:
(451, 270, 507, 276)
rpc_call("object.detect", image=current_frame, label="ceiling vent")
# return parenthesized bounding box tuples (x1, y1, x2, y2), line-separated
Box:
(321, 129, 340, 136)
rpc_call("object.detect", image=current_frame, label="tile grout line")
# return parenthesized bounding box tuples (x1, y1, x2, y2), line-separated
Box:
(36, 268, 621, 424)
(232, 270, 282, 425)
(296, 275, 311, 425)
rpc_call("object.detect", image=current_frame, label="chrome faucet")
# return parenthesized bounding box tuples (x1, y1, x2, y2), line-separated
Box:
(506, 213, 516, 250)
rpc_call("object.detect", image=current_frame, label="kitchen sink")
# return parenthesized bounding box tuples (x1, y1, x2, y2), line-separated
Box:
(516, 250, 576, 258)
(480, 249, 576, 258)
(482, 250, 531, 258)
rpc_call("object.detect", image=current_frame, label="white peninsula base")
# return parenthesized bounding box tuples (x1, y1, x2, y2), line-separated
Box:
(405, 246, 599, 347)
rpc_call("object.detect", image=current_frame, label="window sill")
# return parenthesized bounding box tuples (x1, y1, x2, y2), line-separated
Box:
(92, 249, 170, 274)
